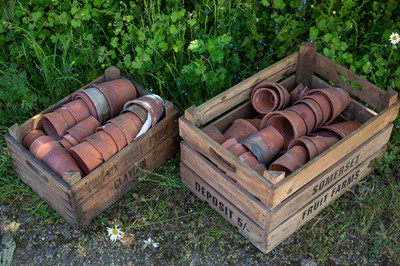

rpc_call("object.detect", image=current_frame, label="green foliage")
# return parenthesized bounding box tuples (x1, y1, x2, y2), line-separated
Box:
(0, 0, 399, 263)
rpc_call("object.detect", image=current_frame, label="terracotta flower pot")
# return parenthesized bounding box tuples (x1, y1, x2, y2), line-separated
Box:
(223, 118, 258, 142)
(251, 163, 267, 176)
(251, 87, 280, 114)
(302, 94, 332, 127)
(261, 110, 307, 148)
(308, 87, 350, 124)
(238, 151, 260, 168)
(43, 147, 82, 177)
(289, 83, 309, 104)
(122, 104, 148, 124)
(304, 135, 339, 155)
(269, 145, 309, 176)
(70, 141, 104, 175)
(241, 126, 284, 165)
(29, 135, 62, 161)
(72, 90, 98, 119)
(84, 130, 119, 161)
(222, 138, 238, 150)
(287, 103, 317, 134)
(246, 118, 262, 130)
(63, 98, 91, 125)
(203, 125, 226, 144)
(23, 129, 45, 149)
(252, 81, 290, 110)
(107, 112, 142, 144)
(124, 94, 164, 126)
(83, 87, 111, 123)
(66, 116, 101, 143)
(59, 116, 100, 151)
(41, 112, 70, 140)
(98, 122, 128, 152)
(288, 137, 320, 160)
(59, 134, 79, 151)
(54, 106, 77, 128)
(294, 98, 324, 129)
(92, 78, 138, 118)
(227, 142, 248, 157)
(318, 120, 362, 139)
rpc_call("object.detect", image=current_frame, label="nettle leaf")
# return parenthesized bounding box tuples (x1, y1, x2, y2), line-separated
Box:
(131, 60, 143, 69)
(323, 33, 333, 42)
(158, 41, 168, 52)
(187, 18, 196, 27)
(309, 26, 319, 41)
(323, 47, 334, 58)
(316, 18, 327, 30)
(173, 39, 185, 53)
(273, 0, 285, 10)
(32, 11, 43, 22)
(110, 37, 119, 48)
(171, 9, 186, 22)
(169, 24, 179, 35)
(261, 0, 270, 7)
(70, 19, 81, 28)
(188, 39, 203, 52)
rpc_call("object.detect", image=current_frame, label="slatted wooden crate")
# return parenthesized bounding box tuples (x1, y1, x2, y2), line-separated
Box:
(5, 66, 180, 229)
(179, 43, 400, 253)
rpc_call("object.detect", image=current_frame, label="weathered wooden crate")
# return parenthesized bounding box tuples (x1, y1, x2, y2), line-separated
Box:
(179, 43, 400, 253)
(5, 67, 180, 229)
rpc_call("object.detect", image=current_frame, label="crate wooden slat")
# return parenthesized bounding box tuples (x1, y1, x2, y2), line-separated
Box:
(179, 43, 400, 253)
(5, 67, 180, 229)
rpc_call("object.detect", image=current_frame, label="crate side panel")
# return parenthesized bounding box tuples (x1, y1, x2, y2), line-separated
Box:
(180, 162, 268, 253)
(314, 53, 393, 111)
(76, 132, 180, 228)
(273, 101, 399, 207)
(269, 124, 392, 230)
(266, 149, 385, 252)
(5, 135, 79, 226)
(73, 107, 179, 204)
(180, 141, 269, 229)
(179, 117, 275, 205)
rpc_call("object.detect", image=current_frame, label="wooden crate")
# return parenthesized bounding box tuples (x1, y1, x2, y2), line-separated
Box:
(5, 67, 180, 229)
(179, 43, 400, 253)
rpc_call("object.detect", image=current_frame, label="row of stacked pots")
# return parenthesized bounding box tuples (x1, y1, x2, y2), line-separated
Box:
(203, 82, 362, 176)
(22, 78, 165, 178)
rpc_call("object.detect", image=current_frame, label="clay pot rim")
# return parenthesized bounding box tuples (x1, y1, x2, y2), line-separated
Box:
(41, 112, 70, 140)
(262, 110, 307, 140)
(252, 87, 280, 114)
(124, 95, 164, 126)
(84, 130, 118, 161)
(92, 79, 138, 118)
(287, 103, 317, 134)
(203, 125, 226, 145)
(23, 129, 45, 150)
(71, 91, 98, 119)
(84, 87, 111, 123)
(98, 123, 127, 152)
(70, 141, 104, 175)
(253, 81, 289, 110)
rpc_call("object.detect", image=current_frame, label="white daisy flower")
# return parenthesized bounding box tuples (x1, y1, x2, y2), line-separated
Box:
(143, 237, 159, 248)
(389, 32, 400, 45)
(107, 225, 124, 242)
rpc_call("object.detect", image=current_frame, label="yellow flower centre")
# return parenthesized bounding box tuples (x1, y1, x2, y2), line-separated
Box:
(112, 228, 118, 235)
(393, 36, 398, 41)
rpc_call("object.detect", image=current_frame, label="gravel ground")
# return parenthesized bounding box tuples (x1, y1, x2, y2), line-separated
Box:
(1, 188, 396, 266)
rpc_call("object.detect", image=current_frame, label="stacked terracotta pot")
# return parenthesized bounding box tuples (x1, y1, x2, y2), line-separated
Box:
(23, 78, 166, 178)
(203, 81, 362, 177)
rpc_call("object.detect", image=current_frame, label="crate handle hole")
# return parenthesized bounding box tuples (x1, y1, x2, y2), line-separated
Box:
(210, 147, 236, 173)
(26, 160, 49, 182)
